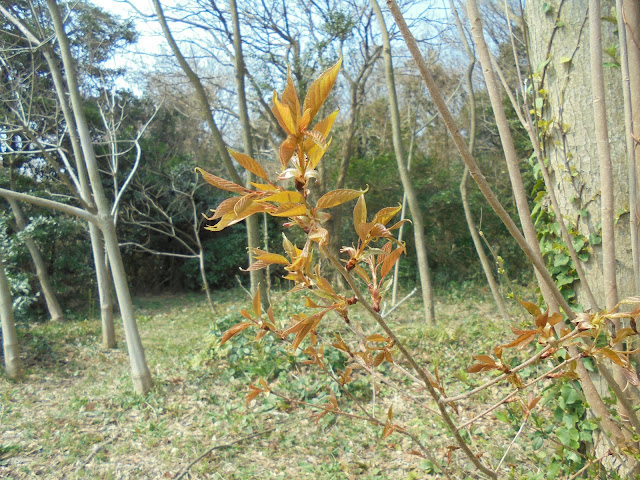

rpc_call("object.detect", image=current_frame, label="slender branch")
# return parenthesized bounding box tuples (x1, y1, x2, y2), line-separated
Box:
(321, 244, 497, 478)
(0, 188, 97, 225)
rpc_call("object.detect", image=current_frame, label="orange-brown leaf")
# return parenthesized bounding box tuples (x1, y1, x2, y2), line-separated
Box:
(270, 203, 307, 217)
(254, 253, 290, 265)
(372, 205, 402, 226)
(220, 321, 253, 346)
(196, 167, 249, 194)
(272, 90, 296, 135)
(366, 334, 387, 342)
(210, 196, 242, 220)
(353, 195, 367, 237)
(316, 188, 367, 209)
(228, 148, 269, 181)
(253, 289, 261, 318)
(305, 109, 339, 152)
(501, 331, 537, 350)
(520, 300, 542, 317)
(258, 190, 305, 204)
(246, 384, 266, 406)
(303, 57, 342, 122)
(279, 135, 297, 168)
(282, 69, 301, 122)
(380, 247, 404, 281)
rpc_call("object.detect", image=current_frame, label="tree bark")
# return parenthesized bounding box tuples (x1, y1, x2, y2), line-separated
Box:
(526, 0, 633, 309)
(46, 0, 151, 393)
(7, 199, 64, 322)
(372, 0, 435, 323)
(0, 251, 23, 380)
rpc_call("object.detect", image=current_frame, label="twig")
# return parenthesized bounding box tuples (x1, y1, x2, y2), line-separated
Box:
(496, 415, 527, 472)
(173, 423, 282, 480)
(235, 275, 252, 299)
(79, 435, 117, 469)
(382, 287, 417, 318)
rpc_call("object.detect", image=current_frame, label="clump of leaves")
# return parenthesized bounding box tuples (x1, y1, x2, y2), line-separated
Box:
(197, 58, 407, 358)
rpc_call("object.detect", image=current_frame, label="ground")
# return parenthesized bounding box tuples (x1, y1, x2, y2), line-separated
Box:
(0, 287, 567, 479)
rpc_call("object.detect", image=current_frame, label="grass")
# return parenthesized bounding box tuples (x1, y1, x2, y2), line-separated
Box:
(0, 286, 581, 479)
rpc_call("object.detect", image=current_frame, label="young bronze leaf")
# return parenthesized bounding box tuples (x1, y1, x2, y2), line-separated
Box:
(366, 334, 387, 342)
(210, 196, 242, 220)
(303, 57, 342, 122)
(519, 300, 542, 317)
(372, 205, 402, 226)
(242, 260, 270, 271)
(250, 182, 278, 191)
(228, 148, 269, 181)
(282, 69, 301, 122)
(271, 203, 307, 217)
(258, 191, 305, 204)
(253, 288, 261, 318)
(196, 167, 249, 194)
(380, 247, 404, 281)
(220, 321, 253, 346)
(309, 138, 332, 169)
(280, 135, 297, 168)
(611, 327, 637, 346)
(597, 347, 629, 368)
(255, 253, 290, 265)
(304, 129, 327, 149)
(316, 188, 367, 209)
(272, 91, 296, 135)
(501, 330, 537, 350)
(304, 109, 339, 152)
(246, 384, 266, 406)
(353, 195, 367, 236)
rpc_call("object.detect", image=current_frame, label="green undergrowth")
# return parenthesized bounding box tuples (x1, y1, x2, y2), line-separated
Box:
(0, 285, 604, 479)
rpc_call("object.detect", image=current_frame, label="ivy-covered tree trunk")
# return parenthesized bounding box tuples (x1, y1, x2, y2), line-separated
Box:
(526, 0, 634, 309)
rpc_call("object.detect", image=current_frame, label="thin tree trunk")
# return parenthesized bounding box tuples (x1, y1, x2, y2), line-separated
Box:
(229, 0, 268, 308)
(0, 251, 23, 379)
(466, 0, 557, 311)
(152, 0, 265, 304)
(89, 225, 116, 348)
(46, 0, 151, 393)
(372, 0, 435, 323)
(43, 46, 116, 346)
(449, 0, 508, 320)
(7, 199, 64, 322)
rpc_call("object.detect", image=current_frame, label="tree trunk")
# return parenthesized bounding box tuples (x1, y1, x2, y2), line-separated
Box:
(229, 0, 268, 308)
(42, 42, 116, 347)
(372, 0, 435, 323)
(7, 199, 64, 322)
(89, 225, 116, 348)
(47, 0, 151, 394)
(0, 251, 23, 379)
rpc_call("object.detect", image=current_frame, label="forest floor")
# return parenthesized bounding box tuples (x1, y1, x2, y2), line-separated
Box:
(0, 286, 544, 479)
